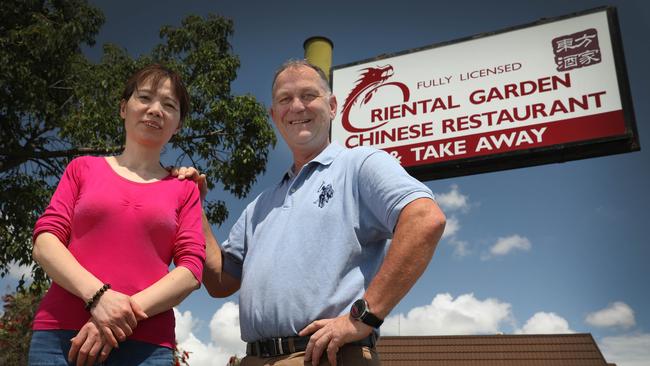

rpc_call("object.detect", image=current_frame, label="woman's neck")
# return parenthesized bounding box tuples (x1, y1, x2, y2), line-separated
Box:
(113, 143, 167, 181)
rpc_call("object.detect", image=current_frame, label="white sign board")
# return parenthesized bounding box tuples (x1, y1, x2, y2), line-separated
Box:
(331, 7, 638, 180)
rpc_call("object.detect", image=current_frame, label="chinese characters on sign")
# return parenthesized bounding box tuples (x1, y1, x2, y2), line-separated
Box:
(553, 28, 601, 71)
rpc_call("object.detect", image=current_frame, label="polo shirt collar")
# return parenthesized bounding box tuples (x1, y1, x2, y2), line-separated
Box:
(281, 142, 344, 183)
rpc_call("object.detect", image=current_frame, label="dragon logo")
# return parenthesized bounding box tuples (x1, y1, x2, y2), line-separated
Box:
(314, 182, 334, 208)
(341, 65, 410, 133)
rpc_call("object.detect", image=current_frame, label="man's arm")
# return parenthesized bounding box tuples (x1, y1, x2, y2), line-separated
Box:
(170, 166, 241, 297)
(300, 197, 446, 366)
(201, 211, 241, 297)
(362, 197, 445, 318)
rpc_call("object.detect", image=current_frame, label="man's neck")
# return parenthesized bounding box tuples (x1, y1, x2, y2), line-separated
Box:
(291, 142, 330, 174)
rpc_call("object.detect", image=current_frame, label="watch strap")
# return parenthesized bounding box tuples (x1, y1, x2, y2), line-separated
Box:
(360, 310, 384, 328)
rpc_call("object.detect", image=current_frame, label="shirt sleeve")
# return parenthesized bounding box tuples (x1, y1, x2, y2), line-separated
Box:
(220, 207, 247, 280)
(173, 183, 206, 283)
(33, 158, 84, 245)
(358, 149, 434, 233)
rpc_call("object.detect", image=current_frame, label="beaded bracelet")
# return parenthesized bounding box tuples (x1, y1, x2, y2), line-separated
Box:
(85, 283, 111, 311)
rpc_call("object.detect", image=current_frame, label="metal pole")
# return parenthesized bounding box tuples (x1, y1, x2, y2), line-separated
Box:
(303, 36, 334, 84)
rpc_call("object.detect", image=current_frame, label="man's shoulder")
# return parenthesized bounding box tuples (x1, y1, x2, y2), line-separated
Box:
(337, 145, 386, 164)
(243, 182, 281, 211)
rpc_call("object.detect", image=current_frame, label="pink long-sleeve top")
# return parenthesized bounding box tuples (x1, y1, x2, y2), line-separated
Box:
(32, 156, 206, 348)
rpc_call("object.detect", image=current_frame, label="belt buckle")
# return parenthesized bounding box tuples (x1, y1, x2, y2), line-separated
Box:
(253, 337, 287, 357)
(259, 338, 283, 357)
(275, 338, 284, 355)
(260, 340, 271, 357)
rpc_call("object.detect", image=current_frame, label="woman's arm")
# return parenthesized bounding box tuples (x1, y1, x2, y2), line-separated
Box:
(130, 266, 199, 317)
(67, 266, 200, 364)
(68, 319, 113, 366)
(33, 232, 146, 346)
(128, 179, 204, 316)
(170, 167, 241, 296)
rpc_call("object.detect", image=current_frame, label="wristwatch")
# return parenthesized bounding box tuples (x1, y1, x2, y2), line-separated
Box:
(350, 298, 384, 328)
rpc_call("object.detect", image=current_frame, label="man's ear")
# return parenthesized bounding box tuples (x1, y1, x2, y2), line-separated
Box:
(269, 106, 278, 126)
(329, 94, 338, 120)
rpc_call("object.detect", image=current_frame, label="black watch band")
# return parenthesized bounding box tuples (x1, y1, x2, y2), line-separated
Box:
(350, 298, 384, 328)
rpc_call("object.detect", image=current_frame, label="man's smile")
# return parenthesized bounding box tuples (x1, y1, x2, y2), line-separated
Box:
(289, 119, 311, 125)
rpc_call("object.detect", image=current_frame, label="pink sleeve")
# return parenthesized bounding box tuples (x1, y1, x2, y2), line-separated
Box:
(33, 158, 83, 245)
(174, 183, 206, 283)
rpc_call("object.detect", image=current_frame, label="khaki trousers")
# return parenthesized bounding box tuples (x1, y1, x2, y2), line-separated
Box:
(240, 345, 380, 366)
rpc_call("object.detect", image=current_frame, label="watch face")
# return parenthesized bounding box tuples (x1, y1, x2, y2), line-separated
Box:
(350, 299, 366, 319)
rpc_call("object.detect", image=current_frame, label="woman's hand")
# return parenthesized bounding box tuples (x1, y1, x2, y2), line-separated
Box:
(89, 289, 148, 346)
(68, 319, 114, 366)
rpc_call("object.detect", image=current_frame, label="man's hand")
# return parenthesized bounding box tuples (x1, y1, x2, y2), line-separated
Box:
(299, 315, 373, 366)
(169, 166, 208, 201)
(89, 290, 148, 347)
(68, 319, 113, 366)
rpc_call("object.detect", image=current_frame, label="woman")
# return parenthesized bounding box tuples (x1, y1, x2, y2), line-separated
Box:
(28, 64, 205, 365)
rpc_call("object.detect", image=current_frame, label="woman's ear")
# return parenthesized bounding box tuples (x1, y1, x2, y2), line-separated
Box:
(119, 99, 127, 119)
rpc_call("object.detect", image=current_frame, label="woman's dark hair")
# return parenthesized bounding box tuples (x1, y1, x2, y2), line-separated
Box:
(121, 64, 190, 124)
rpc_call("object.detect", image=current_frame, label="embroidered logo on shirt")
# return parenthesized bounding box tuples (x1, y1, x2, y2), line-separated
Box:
(314, 182, 334, 208)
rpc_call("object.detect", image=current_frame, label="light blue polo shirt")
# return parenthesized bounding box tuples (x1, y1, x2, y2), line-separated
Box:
(221, 142, 434, 342)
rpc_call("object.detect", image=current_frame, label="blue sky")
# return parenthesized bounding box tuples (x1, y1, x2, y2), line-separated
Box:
(3, 1, 649, 365)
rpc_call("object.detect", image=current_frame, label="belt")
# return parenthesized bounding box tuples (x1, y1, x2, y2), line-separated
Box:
(246, 334, 376, 358)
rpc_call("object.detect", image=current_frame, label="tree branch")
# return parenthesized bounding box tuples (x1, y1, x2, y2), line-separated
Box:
(173, 129, 228, 142)
(0, 145, 123, 173)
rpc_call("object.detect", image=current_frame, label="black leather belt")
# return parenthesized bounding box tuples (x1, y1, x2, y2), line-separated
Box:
(246, 334, 376, 358)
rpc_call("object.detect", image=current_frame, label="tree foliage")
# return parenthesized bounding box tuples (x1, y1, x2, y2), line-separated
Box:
(0, 284, 46, 365)
(0, 0, 276, 284)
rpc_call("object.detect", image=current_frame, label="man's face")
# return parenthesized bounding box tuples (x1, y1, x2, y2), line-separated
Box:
(270, 66, 337, 156)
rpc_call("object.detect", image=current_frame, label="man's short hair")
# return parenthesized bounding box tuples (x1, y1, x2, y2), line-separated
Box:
(271, 59, 331, 94)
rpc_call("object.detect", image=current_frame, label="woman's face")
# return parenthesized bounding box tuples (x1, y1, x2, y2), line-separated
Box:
(120, 77, 181, 149)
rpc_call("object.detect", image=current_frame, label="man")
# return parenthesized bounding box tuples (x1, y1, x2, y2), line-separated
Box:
(178, 60, 445, 366)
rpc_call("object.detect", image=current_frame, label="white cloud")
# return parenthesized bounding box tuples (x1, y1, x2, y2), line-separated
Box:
(7, 261, 32, 281)
(585, 302, 636, 329)
(483, 234, 531, 260)
(599, 333, 650, 366)
(383, 293, 513, 335)
(516, 312, 573, 334)
(174, 302, 246, 366)
(209, 302, 245, 354)
(435, 184, 469, 212)
(448, 237, 471, 257)
(441, 216, 459, 239)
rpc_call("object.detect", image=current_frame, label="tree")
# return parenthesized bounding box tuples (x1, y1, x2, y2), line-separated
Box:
(0, 0, 276, 285)
(0, 284, 46, 365)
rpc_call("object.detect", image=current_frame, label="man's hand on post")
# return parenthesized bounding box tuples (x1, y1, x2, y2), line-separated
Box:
(299, 315, 373, 366)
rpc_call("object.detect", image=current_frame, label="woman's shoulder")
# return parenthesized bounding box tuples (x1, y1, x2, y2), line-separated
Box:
(65, 155, 105, 173)
(160, 174, 201, 203)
